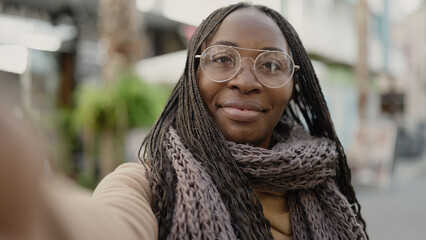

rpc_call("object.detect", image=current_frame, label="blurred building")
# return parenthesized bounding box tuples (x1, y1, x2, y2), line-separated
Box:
(391, 2, 426, 161)
(0, 0, 94, 111)
(0, 0, 190, 106)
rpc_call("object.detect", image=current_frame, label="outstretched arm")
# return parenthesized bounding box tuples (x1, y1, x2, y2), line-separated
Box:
(0, 105, 157, 240)
(43, 163, 158, 240)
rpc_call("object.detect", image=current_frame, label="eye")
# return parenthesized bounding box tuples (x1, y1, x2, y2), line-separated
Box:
(210, 54, 234, 65)
(258, 60, 282, 73)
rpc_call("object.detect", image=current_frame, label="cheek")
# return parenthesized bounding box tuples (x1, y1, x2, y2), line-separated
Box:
(197, 72, 209, 101)
(197, 70, 218, 111)
(196, 68, 208, 98)
(268, 85, 293, 125)
(274, 84, 293, 110)
(283, 86, 293, 106)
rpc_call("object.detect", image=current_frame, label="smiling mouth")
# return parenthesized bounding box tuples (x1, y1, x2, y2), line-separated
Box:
(219, 99, 266, 122)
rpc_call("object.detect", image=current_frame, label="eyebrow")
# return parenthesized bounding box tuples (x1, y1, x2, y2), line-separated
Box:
(211, 40, 284, 52)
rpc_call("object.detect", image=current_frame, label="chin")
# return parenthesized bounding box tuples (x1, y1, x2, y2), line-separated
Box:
(223, 129, 267, 147)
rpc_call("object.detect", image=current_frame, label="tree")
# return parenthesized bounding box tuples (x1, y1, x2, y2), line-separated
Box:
(97, 0, 143, 178)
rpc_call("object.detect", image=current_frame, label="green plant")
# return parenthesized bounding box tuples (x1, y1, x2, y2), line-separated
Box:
(73, 73, 170, 134)
(67, 73, 171, 187)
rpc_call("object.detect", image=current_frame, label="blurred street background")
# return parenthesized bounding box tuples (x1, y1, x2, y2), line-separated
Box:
(0, 0, 425, 239)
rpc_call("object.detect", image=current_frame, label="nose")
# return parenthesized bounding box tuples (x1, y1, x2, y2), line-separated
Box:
(227, 57, 263, 94)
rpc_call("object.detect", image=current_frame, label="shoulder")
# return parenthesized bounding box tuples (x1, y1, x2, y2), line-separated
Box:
(91, 162, 157, 239)
(93, 162, 152, 204)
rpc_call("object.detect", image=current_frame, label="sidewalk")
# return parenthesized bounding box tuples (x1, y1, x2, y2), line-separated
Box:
(356, 153, 426, 240)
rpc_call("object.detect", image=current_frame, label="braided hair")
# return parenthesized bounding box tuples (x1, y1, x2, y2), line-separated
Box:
(140, 2, 367, 239)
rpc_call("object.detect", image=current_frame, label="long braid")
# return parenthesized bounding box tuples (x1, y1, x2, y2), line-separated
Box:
(140, 82, 180, 238)
(141, 2, 367, 239)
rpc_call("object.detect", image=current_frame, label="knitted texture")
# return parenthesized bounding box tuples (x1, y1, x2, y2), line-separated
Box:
(165, 128, 237, 240)
(164, 126, 366, 240)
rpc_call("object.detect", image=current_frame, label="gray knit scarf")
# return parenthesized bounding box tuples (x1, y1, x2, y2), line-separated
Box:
(164, 126, 366, 240)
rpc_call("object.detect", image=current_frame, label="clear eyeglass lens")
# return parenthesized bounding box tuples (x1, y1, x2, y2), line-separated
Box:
(201, 46, 240, 82)
(200, 45, 294, 88)
(255, 51, 293, 87)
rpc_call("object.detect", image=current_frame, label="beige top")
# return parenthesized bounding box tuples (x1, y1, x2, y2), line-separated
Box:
(44, 162, 292, 239)
(255, 190, 293, 240)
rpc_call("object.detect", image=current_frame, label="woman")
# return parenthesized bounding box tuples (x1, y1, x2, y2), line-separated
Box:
(144, 4, 365, 239)
(0, 2, 367, 240)
(140, 2, 367, 239)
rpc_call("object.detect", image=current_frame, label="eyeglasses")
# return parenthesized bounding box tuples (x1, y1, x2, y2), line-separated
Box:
(195, 45, 299, 88)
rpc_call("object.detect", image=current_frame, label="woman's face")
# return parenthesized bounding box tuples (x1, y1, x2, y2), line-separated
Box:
(197, 8, 294, 148)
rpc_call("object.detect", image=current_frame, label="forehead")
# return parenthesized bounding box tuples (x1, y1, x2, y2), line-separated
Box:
(206, 8, 289, 53)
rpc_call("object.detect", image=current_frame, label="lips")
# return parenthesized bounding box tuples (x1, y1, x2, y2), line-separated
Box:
(219, 99, 266, 122)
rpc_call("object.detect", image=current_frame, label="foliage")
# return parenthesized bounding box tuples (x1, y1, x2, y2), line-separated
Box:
(73, 73, 171, 134)
(75, 171, 98, 190)
(73, 82, 116, 134)
(114, 73, 168, 128)
(60, 73, 171, 189)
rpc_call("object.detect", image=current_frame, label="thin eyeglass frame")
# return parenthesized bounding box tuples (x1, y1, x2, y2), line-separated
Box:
(195, 45, 300, 88)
